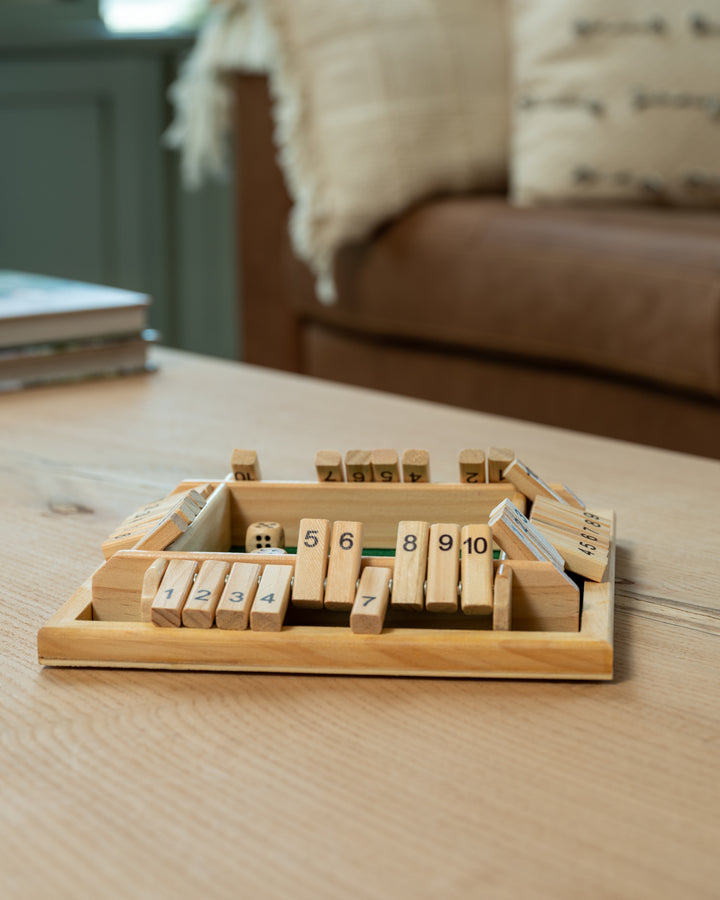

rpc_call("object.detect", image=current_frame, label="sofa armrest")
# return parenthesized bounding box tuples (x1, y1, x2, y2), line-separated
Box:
(230, 72, 316, 370)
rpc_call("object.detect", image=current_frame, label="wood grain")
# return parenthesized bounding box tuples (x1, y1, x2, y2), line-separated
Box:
(1, 347, 719, 900)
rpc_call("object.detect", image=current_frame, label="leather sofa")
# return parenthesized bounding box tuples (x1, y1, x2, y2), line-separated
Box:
(231, 73, 720, 459)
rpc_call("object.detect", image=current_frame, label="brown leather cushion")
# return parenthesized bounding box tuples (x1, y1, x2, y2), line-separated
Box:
(301, 321, 720, 458)
(309, 198, 720, 399)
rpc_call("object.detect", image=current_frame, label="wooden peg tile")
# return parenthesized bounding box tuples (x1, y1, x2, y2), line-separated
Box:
(493, 558, 513, 631)
(324, 520, 364, 610)
(350, 566, 392, 634)
(489, 499, 565, 569)
(530, 521, 609, 583)
(170, 496, 203, 528)
(503, 458, 566, 504)
(425, 523, 460, 613)
(315, 450, 344, 482)
(231, 448, 261, 482)
(182, 560, 231, 628)
(140, 558, 168, 623)
(460, 524, 493, 615)
(487, 447, 514, 483)
(402, 449, 430, 483)
(216, 562, 261, 630)
(134, 496, 200, 552)
(391, 521, 429, 610)
(292, 518, 331, 609)
(370, 449, 400, 483)
(531, 497, 611, 544)
(458, 449, 486, 484)
(344, 450, 372, 483)
(250, 564, 293, 632)
(151, 558, 197, 627)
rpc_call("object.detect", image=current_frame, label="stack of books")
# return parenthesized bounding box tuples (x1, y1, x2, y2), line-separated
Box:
(0, 271, 157, 392)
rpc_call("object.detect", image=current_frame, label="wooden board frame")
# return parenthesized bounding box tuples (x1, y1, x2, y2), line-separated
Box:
(37, 478, 616, 680)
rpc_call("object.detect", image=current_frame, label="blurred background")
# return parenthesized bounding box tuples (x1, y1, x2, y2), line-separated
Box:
(2, 0, 719, 458)
(0, 0, 238, 358)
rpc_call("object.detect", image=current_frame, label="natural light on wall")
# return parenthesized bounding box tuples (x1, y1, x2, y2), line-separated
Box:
(101, 0, 207, 32)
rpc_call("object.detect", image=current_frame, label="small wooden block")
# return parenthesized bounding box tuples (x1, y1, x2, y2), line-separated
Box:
(391, 521, 430, 610)
(151, 558, 197, 627)
(488, 502, 540, 561)
(292, 518, 331, 609)
(425, 523, 460, 613)
(134, 498, 198, 552)
(402, 449, 430, 483)
(245, 521, 285, 551)
(531, 521, 609, 582)
(503, 458, 566, 505)
(250, 565, 293, 632)
(487, 447, 514, 483)
(460, 524, 493, 615)
(531, 497, 611, 544)
(371, 449, 400, 483)
(531, 510, 610, 552)
(315, 450, 344, 482)
(215, 562, 261, 630)
(493, 560, 513, 631)
(182, 560, 231, 628)
(170, 496, 203, 528)
(489, 499, 565, 570)
(350, 566, 392, 634)
(231, 448, 261, 482)
(140, 557, 168, 623)
(344, 450, 372, 483)
(458, 449, 486, 484)
(324, 520, 364, 610)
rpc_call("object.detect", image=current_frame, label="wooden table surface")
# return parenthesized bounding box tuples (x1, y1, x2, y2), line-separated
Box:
(2, 347, 719, 899)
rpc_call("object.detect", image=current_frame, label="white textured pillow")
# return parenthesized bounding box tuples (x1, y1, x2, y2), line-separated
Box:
(264, 0, 509, 302)
(511, 2, 720, 207)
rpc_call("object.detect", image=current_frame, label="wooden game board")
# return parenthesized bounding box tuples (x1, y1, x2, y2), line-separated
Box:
(38, 450, 615, 680)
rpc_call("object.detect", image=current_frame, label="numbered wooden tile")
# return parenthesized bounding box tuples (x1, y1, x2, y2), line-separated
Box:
(245, 521, 285, 552)
(344, 450, 372, 483)
(371, 449, 400, 482)
(530, 497, 611, 546)
(391, 521, 429, 610)
(151, 558, 197, 627)
(350, 566, 392, 634)
(402, 449, 430, 483)
(458, 449, 486, 484)
(315, 450, 344, 482)
(460, 524, 493, 615)
(530, 521, 609, 582)
(292, 517, 331, 609)
(493, 560, 513, 631)
(182, 560, 230, 628)
(231, 448, 261, 482)
(487, 447, 514, 483)
(324, 520, 364, 610)
(216, 563, 261, 630)
(425, 523, 460, 613)
(503, 458, 565, 504)
(140, 558, 168, 623)
(250, 565, 293, 632)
